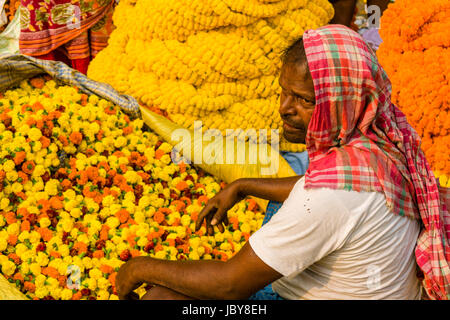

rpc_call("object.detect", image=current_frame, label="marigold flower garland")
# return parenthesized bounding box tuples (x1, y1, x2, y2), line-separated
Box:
(377, 0, 450, 187)
(0, 77, 265, 300)
(88, 0, 335, 153)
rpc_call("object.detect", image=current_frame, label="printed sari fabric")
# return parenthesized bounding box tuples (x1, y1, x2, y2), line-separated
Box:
(302, 25, 449, 300)
(19, 0, 115, 73)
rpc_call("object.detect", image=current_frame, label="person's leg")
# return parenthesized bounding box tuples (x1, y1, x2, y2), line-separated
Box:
(141, 285, 195, 300)
(63, 31, 91, 74)
(33, 51, 56, 61)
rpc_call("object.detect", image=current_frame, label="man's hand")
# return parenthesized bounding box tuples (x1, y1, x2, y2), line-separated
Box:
(116, 257, 147, 300)
(195, 180, 244, 235)
(196, 176, 303, 235)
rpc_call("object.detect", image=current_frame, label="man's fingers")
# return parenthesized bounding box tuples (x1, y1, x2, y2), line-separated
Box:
(195, 202, 216, 231)
(224, 215, 229, 226)
(211, 207, 225, 225)
(205, 215, 214, 236)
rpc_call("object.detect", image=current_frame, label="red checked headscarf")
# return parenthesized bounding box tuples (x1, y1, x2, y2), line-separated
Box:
(301, 25, 450, 300)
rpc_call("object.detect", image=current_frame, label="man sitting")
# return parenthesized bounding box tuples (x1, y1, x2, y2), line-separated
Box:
(115, 25, 449, 300)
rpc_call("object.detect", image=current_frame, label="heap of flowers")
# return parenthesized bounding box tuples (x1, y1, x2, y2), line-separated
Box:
(377, 0, 450, 187)
(87, 0, 335, 153)
(0, 77, 265, 300)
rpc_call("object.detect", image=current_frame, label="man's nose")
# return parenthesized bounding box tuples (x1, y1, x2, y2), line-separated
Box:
(279, 96, 296, 117)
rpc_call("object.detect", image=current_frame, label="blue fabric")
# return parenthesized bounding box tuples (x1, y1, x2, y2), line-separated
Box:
(279, 151, 309, 176)
(261, 151, 309, 225)
(249, 151, 310, 300)
(248, 284, 284, 300)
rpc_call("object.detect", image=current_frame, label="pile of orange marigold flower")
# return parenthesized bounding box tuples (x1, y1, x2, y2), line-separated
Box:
(377, 0, 450, 187)
(0, 77, 265, 300)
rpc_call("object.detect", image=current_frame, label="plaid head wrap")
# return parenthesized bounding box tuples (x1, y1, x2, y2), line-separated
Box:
(302, 25, 450, 300)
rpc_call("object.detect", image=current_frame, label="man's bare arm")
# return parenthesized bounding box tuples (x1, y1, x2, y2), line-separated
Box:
(195, 176, 301, 235)
(236, 176, 302, 203)
(115, 242, 282, 300)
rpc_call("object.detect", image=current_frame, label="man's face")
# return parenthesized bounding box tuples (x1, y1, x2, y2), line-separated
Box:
(279, 61, 316, 144)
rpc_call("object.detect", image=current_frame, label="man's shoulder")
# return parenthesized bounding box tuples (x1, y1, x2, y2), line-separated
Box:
(291, 178, 388, 216)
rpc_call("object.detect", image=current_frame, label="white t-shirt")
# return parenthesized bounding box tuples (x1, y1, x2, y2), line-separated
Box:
(249, 177, 422, 300)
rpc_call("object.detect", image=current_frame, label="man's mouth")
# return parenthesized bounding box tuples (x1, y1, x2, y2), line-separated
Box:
(282, 121, 304, 132)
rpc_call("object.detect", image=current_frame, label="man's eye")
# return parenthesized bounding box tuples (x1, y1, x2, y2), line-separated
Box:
(295, 95, 314, 105)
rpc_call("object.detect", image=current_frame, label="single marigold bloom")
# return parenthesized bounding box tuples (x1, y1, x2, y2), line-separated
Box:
(13, 151, 26, 165)
(123, 126, 133, 135)
(4, 211, 17, 224)
(93, 250, 105, 259)
(30, 77, 45, 89)
(98, 161, 110, 171)
(100, 265, 114, 274)
(119, 249, 131, 261)
(112, 150, 124, 158)
(8, 253, 21, 265)
(85, 148, 96, 157)
(21, 220, 31, 232)
(37, 227, 53, 242)
(33, 117, 43, 130)
(197, 195, 209, 206)
(50, 251, 61, 259)
(58, 135, 69, 146)
(24, 281, 36, 293)
(176, 181, 189, 191)
(69, 131, 83, 145)
(76, 171, 88, 185)
(42, 267, 59, 278)
(190, 211, 199, 222)
(153, 210, 165, 224)
(49, 197, 63, 210)
(73, 242, 88, 254)
(80, 94, 88, 106)
(116, 209, 130, 224)
(18, 171, 29, 184)
(113, 174, 126, 186)
(57, 275, 66, 287)
(104, 105, 117, 115)
(61, 179, 72, 191)
(7, 234, 17, 245)
(22, 161, 35, 174)
(13, 273, 24, 282)
(96, 130, 104, 140)
(37, 199, 50, 213)
(130, 249, 141, 258)
(155, 149, 165, 160)
(108, 273, 117, 287)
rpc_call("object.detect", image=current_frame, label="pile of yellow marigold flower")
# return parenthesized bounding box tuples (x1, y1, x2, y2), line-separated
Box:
(87, 0, 335, 152)
(377, 0, 450, 187)
(0, 77, 265, 300)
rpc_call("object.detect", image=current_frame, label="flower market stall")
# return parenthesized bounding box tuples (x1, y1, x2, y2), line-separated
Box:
(0, 55, 279, 300)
